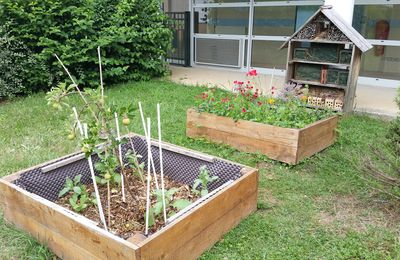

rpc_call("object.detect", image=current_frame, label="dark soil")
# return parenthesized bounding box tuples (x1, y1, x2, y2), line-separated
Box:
(56, 170, 199, 239)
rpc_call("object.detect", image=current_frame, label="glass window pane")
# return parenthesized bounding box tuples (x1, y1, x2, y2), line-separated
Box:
(360, 46, 400, 80)
(253, 7, 296, 36)
(353, 5, 400, 41)
(195, 38, 241, 67)
(251, 40, 287, 69)
(194, 0, 248, 3)
(253, 6, 318, 36)
(195, 7, 249, 35)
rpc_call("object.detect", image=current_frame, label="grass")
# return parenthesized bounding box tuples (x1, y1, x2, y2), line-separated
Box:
(0, 80, 399, 259)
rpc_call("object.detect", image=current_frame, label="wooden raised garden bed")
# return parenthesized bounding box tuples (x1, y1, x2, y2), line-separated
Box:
(0, 134, 258, 260)
(186, 108, 338, 165)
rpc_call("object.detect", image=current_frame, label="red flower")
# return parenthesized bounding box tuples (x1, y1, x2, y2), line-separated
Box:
(271, 91, 275, 95)
(271, 86, 276, 90)
(211, 97, 215, 102)
(246, 69, 258, 77)
(234, 80, 238, 84)
(242, 108, 247, 113)
(221, 97, 229, 103)
(202, 92, 208, 100)
(238, 81, 244, 85)
(257, 101, 262, 106)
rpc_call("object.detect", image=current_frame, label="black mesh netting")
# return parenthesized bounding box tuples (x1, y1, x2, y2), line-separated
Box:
(13, 136, 243, 202)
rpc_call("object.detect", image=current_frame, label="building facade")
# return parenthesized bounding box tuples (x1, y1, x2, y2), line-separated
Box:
(164, 0, 400, 87)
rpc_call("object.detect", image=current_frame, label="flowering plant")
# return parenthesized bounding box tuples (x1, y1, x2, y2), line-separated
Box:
(195, 70, 334, 129)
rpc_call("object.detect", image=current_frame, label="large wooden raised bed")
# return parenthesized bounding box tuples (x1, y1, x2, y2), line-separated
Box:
(0, 135, 258, 260)
(187, 108, 338, 164)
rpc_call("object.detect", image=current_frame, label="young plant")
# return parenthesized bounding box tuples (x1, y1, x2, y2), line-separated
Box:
(58, 175, 96, 213)
(125, 149, 145, 184)
(147, 188, 191, 227)
(192, 166, 219, 197)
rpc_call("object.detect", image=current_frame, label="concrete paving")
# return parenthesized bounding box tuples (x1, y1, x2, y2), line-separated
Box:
(169, 65, 399, 118)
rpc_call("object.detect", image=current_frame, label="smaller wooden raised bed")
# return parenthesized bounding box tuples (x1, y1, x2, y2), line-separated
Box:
(0, 135, 258, 260)
(187, 108, 338, 164)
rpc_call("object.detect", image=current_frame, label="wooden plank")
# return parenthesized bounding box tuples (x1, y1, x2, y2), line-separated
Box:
(187, 121, 298, 164)
(297, 116, 338, 163)
(344, 47, 361, 112)
(0, 180, 138, 260)
(167, 190, 258, 260)
(2, 207, 100, 260)
(187, 109, 299, 146)
(137, 169, 258, 259)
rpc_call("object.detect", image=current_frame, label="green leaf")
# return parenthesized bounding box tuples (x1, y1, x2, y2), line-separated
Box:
(114, 173, 122, 184)
(58, 187, 71, 198)
(73, 186, 82, 195)
(201, 189, 208, 197)
(73, 174, 82, 184)
(153, 201, 163, 216)
(65, 177, 74, 189)
(172, 199, 191, 211)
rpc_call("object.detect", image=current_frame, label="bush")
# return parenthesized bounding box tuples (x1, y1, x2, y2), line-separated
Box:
(0, 0, 172, 92)
(0, 24, 44, 98)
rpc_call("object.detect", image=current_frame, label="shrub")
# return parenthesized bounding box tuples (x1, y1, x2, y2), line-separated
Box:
(0, 24, 43, 98)
(0, 0, 172, 92)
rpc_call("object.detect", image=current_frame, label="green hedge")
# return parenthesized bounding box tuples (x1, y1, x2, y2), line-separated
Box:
(0, 0, 172, 95)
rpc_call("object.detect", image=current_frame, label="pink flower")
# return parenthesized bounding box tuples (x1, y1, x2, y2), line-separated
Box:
(257, 101, 262, 106)
(242, 108, 247, 113)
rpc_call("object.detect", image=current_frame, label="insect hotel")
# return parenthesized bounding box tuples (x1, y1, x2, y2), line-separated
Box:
(281, 5, 372, 112)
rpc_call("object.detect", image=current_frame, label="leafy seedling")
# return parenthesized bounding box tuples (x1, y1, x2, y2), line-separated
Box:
(58, 175, 96, 213)
(192, 165, 219, 197)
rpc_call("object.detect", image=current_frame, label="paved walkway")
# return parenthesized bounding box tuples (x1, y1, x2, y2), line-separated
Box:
(169, 66, 399, 118)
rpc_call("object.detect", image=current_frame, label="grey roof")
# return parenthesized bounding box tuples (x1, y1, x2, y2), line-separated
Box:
(280, 6, 373, 52)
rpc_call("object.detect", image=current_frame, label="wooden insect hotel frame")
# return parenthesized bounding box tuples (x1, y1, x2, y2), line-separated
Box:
(0, 135, 258, 259)
(281, 5, 372, 112)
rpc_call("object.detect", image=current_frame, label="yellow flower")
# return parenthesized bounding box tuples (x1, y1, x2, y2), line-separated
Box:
(267, 98, 275, 105)
(300, 95, 308, 102)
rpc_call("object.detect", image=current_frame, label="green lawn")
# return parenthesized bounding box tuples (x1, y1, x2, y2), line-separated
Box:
(0, 80, 399, 259)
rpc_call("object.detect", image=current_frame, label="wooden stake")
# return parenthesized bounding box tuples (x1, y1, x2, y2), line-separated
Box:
(138, 102, 159, 190)
(157, 104, 167, 223)
(83, 124, 108, 231)
(107, 180, 111, 228)
(114, 112, 126, 203)
(145, 118, 152, 236)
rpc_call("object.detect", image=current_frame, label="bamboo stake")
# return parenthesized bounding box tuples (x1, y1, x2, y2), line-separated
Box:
(97, 46, 104, 100)
(83, 124, 108, 231)
(157, 104, 167, 223)
(138, 102, 159, 190)
(114, 112, 126, 203)
(54, 54, 88, 105)
(145, 118, 152, 236)
(72, 107, 83, 136)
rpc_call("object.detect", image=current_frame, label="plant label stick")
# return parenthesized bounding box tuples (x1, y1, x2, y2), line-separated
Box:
(83, 124, 108, 231)
(138, 102, 159, 190)
(145, 118, 152, 236)
(157, 104, 167, 223)
(114, 112, 126, 203)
